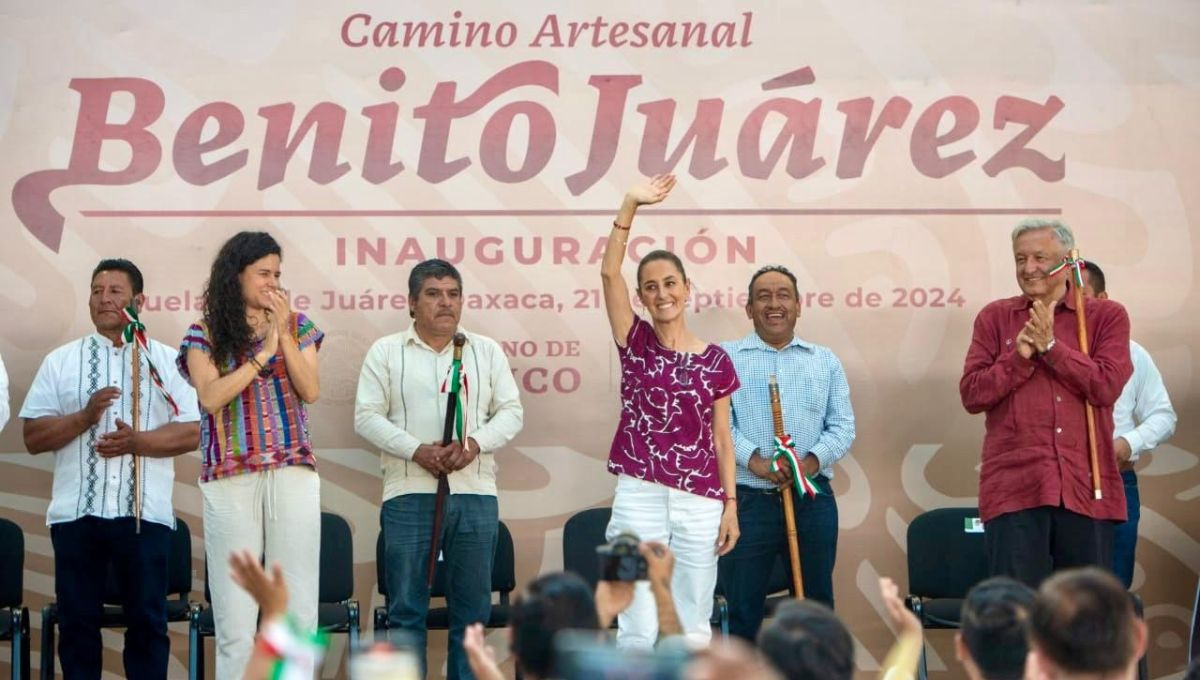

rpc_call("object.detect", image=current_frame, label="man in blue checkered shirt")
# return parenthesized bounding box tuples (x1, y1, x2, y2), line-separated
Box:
(717, 265, 856, 641)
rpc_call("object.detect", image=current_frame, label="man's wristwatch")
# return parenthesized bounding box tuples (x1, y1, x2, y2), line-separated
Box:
(1039, 338, 1056, 355)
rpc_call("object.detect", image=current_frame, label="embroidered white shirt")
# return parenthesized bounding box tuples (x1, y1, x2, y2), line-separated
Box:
(20, 334, 200, 528)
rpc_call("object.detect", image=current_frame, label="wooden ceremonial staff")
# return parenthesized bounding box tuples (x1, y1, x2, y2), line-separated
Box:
(1066, 249, 1103, 500)
(122, 305, 182, 533)
(427, 332, 467, 587)
(769, 375, 805, 598)
(130, 328, 142, 532)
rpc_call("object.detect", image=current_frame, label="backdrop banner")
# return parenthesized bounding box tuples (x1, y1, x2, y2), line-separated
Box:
(1, 1, 1197, 677)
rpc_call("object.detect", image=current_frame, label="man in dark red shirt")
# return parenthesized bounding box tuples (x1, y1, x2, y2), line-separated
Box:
(960, 220, 1132, 586)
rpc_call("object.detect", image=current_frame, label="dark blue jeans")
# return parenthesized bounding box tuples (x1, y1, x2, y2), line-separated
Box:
(718, 478, 838, 641)
(381, 493, 498, 680)
(1112, 470, 1140, 588)
(50, 516, 171, 680)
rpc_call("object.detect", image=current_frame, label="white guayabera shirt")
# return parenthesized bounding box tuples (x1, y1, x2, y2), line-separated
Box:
(20, 334, 200, 528)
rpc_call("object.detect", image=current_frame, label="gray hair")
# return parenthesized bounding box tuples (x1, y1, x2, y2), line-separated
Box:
(1011, 219, 1075, 250)
(408, 258, 462, 299)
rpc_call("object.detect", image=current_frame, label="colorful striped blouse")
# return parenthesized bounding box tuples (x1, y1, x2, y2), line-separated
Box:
(176, 313, 324, 483)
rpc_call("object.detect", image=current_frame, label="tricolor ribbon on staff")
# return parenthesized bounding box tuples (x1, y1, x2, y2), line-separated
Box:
(773, 434, 821, 500)
(439, 358, 470, 442)
(428, 333, 468, 587)
(1046, 255, 1086, 288)
(121, 306, 181, 416)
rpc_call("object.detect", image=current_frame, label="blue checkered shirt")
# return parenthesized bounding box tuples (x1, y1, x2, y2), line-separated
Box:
(720, 332, 856, 489)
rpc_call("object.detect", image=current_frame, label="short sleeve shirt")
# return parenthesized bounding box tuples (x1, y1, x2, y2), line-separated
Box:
(607, 317, 740, 499)
(177, 313, 324, 483)
(20, 334, 200, 527)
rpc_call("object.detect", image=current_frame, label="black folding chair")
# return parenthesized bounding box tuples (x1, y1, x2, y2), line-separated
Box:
(315, 512, 360, 648)
(188, 512, 359, 680)
(904, 507, 989, 680)
(373, 520, 516, 635)
(0, 519, 30, 680)
(561, 507, 730, 637)
(905, 507, 1151, 680)
(40, 517, 197, 680)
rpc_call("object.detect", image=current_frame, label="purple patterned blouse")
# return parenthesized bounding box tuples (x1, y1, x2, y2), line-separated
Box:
(607, 316, 740, 499)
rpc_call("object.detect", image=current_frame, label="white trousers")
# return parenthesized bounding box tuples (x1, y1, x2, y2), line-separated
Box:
(606, 475, 723, 649)
(201, 465, 321, 680)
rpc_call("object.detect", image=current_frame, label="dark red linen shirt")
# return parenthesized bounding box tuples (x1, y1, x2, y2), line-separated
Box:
(960, 293, 1132, 523)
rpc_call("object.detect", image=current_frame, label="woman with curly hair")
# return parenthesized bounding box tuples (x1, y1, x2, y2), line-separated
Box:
(177, 231, 323, 680)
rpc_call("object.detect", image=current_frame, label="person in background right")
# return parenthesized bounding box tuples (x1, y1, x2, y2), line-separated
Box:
(1027, 567, 1147, 680)
(1079, 261, 1177, 588)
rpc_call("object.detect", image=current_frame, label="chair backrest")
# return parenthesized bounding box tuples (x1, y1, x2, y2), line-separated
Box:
(490, 521, 517, 595)
(906, 507, 989, 600)
(101, 517, 194, 604)
(375, 530, 388, 598)
(320, 512, 354, 603)
(375, 520, 516, 599)
(167, 517, 194, 597)
(562, 507, 612, 590)
(0, 517, 24, 608)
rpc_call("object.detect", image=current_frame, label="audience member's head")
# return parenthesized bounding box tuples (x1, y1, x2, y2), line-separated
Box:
(686, 638, 782, 680)
(956, 576, 1036, 680)
(1027, 567, 1147, 680)
(757, 600, 854, 680)
(509, 571, 600, 679)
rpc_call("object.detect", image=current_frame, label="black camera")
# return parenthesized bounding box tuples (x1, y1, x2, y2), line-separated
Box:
(596, 532, 647, 582)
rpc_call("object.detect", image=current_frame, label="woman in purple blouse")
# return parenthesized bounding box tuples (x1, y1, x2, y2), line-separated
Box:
(600, 174, 741, 649)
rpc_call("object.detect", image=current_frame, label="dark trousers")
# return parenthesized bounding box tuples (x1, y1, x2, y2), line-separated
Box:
(984, 505, 1114, 588)
(718, 478, 838, 642)
(50, 516, 171, 680)
(381, 493, 498, 680)
(1111, 470, 1140, 588)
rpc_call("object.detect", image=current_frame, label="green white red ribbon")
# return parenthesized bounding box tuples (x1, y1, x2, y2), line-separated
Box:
(121, 306, 180, 415)
(773, 435, 820, 499)
(258, 615, 329, 680)
(1046, 256, 1086, 288)
(440, 359, 469, 442)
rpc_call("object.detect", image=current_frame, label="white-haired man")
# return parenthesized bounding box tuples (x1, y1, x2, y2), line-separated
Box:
(960, 220, 1132, 586)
